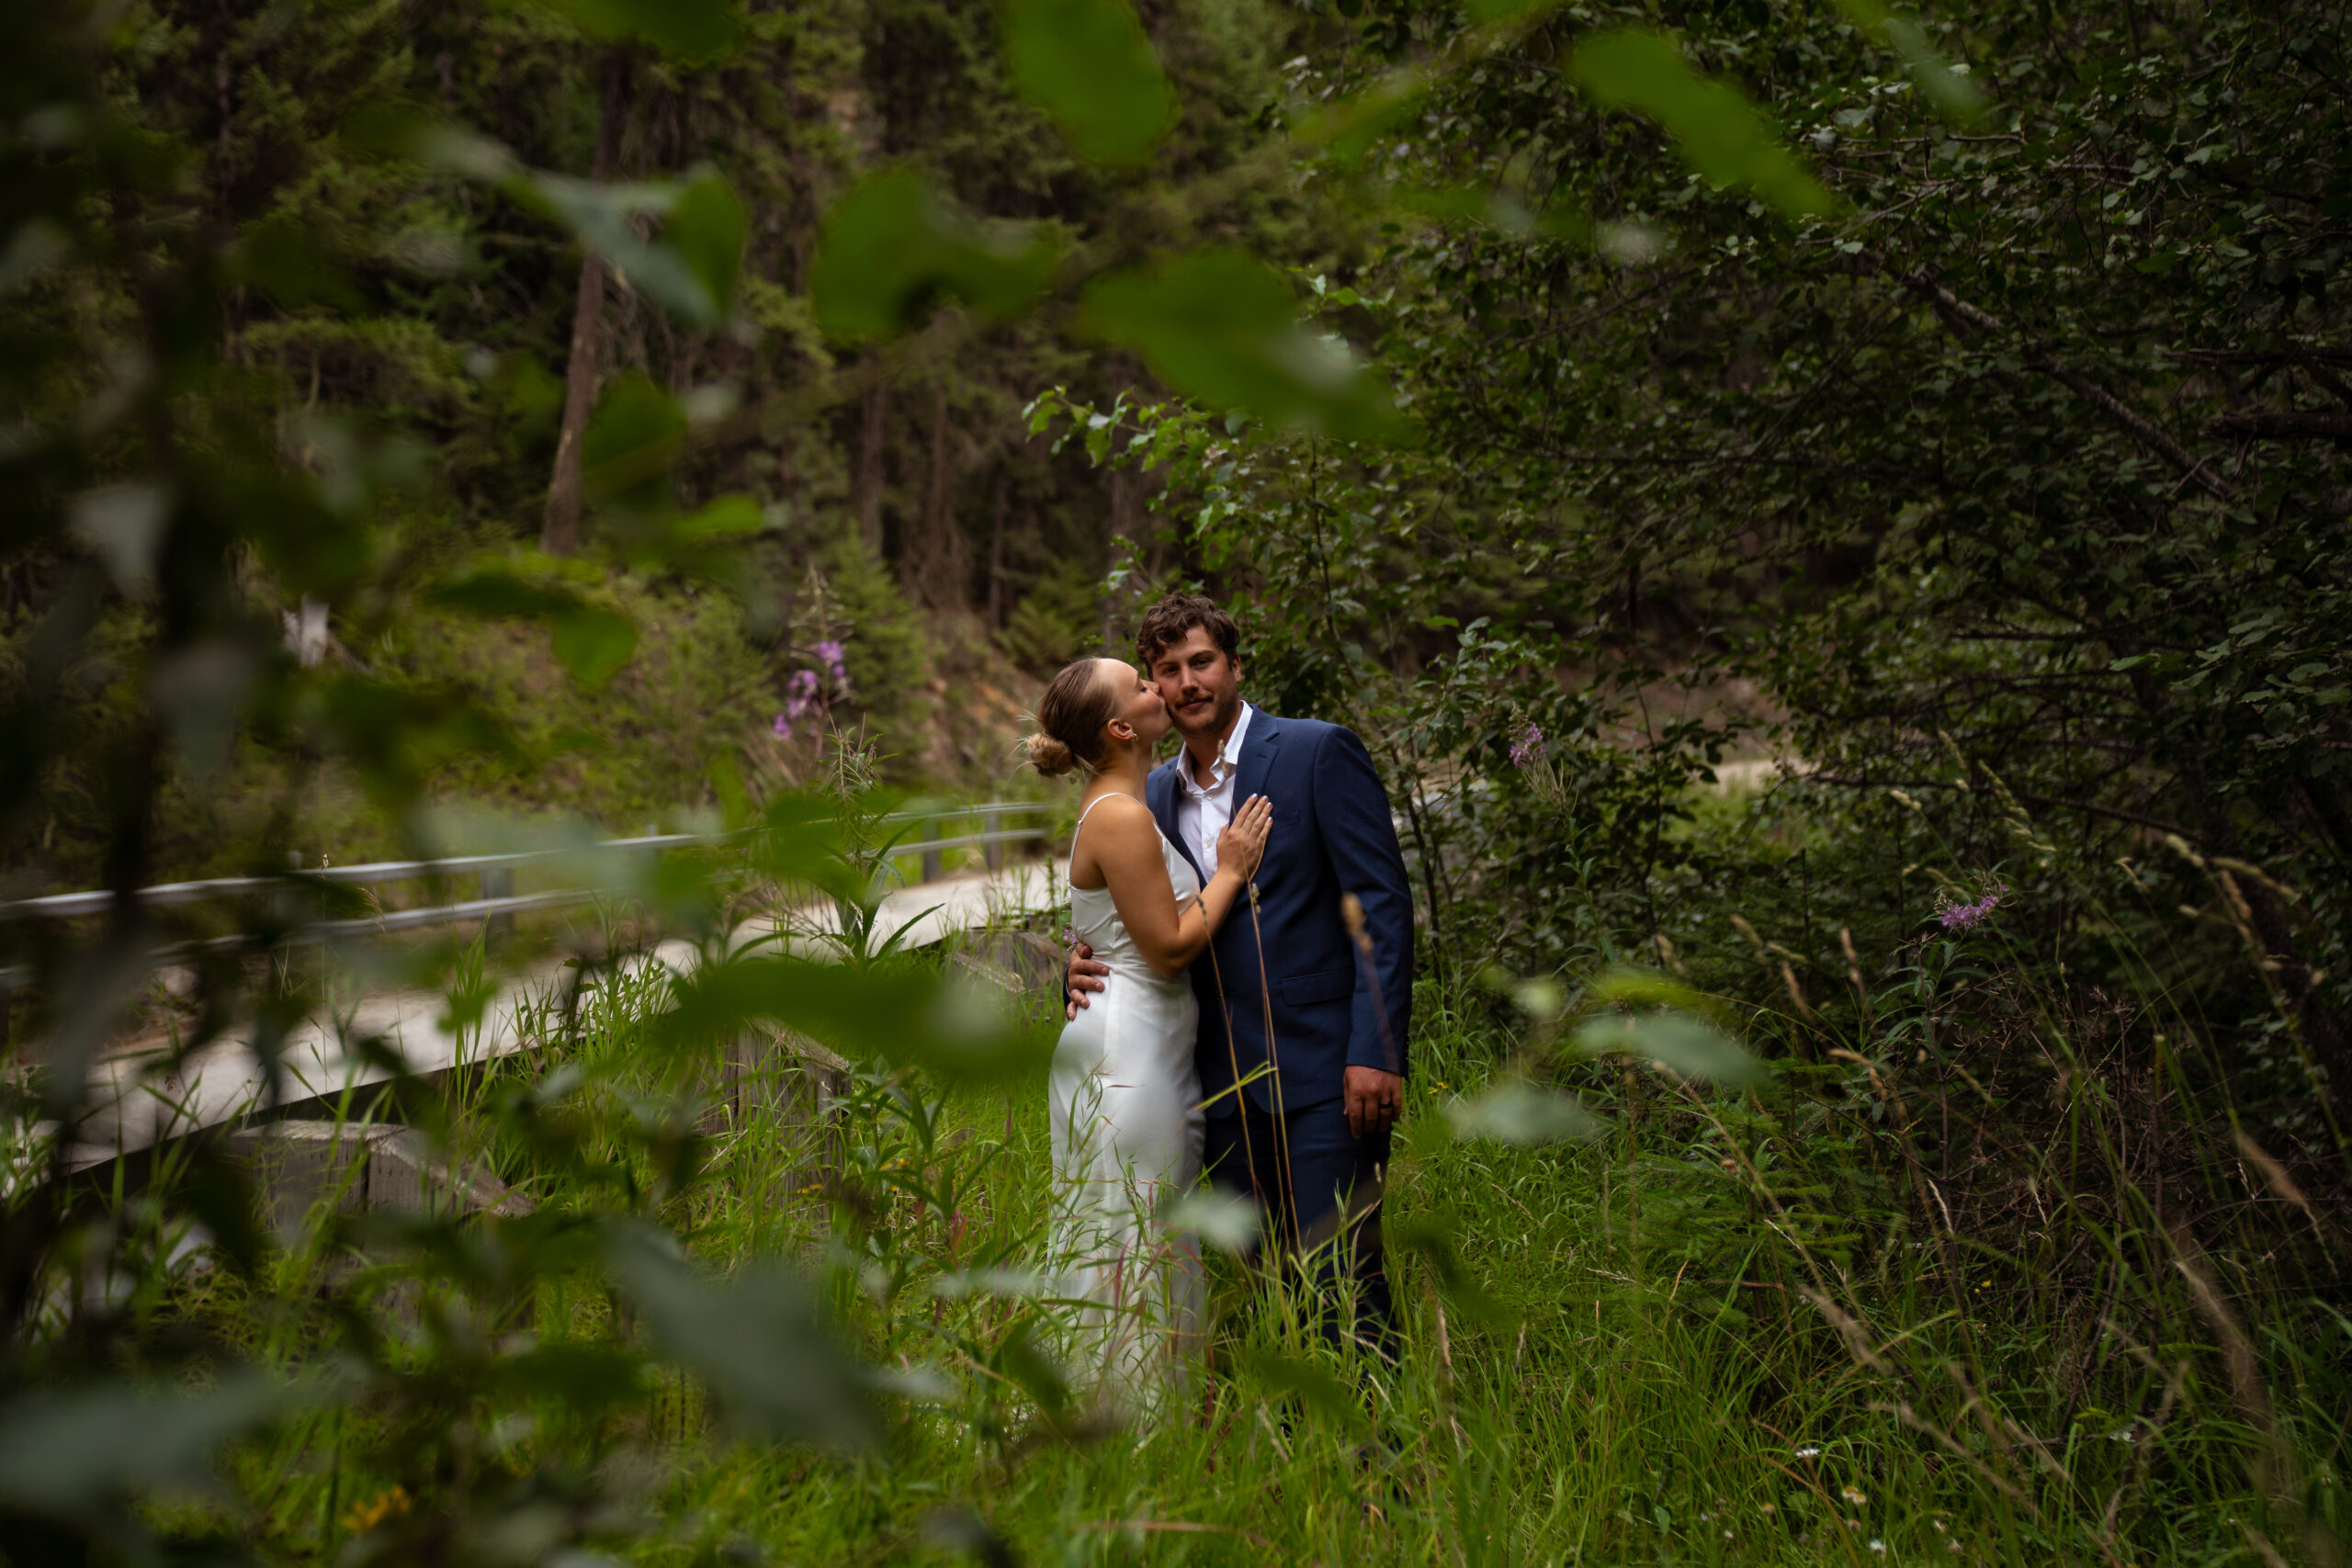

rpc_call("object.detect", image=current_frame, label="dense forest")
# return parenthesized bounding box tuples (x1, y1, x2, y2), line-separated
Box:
(3, 0, 2348, 1562)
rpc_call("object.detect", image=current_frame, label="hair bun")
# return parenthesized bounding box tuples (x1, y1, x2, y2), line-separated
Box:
(1026, 729, 1078, 779)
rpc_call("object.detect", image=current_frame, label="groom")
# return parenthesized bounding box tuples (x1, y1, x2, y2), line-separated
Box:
(1068, 592, 1414, 1353)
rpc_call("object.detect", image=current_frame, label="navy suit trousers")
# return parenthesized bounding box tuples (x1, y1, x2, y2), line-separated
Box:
(1204, 1099, 1396, 1358)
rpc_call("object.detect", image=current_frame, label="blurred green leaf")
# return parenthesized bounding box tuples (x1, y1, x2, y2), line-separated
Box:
(430, 566, 639, 686)
(530, 0, 741, 58)
(653, 953, 1046, 1082)
(1231, 1347, 1371, 1432)
(178, 1146, 272, 1276)
(811, 169, 1057, 341)
(990, 1317, 1073, 1419)
(1389, 183, 1589, 243)
(489, 1342, 651, 1417)
(67, 482, 168, 594)
(1445, 1078, 1600, 1144)
(0, 1372, 311, 1521)
(930, 1266, 1058, 1299)
(1832, 0, 1986, 125)
(1158, 1188, 1261, 1253)
(307, 674, 518, 807)
(1295, 70, 1426, 168)
(752, 793, 856, 891)
(1571, 1010, 1765, 1087)
(223, 466, 375, 597)
(1001, 0, 1175, 167)
(531, 175, 725, 326)
(1585, 966, 1719, 1017)
(582, 372, 688, 508)
(550, 604, 638, 686)
(346, 107, 741, 324)
(1391, 1215, 1518, 1326)
(665, 173, 746, 318)
(430, 566, 579, 619)
(1566, 29, 1838, 219)
(605, 1225, 877, 1449)
(1080, 249, 1413, 443)
(340, 102, 517, 180)
(151, 638, 261, 783)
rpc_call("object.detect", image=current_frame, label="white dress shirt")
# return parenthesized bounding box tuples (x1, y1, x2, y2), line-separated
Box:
(1172, 701, 1253, 880)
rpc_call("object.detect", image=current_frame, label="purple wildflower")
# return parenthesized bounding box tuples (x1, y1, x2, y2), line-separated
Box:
(771, 711, 793, 740)
(1510, 722, 1544, 770)
(1937, 884, 2006, 932)
(809, 640, 854, 701)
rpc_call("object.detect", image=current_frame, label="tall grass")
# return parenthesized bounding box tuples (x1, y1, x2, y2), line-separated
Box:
(149, 800, 2346, 1567)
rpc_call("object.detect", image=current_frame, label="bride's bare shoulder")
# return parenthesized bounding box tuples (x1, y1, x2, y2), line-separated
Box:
(1080, 791, 1155, 832)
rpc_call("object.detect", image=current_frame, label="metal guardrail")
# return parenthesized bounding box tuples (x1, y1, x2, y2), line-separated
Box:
(0, 802, 1056, 989)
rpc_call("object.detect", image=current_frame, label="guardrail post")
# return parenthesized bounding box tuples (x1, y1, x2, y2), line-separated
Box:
(921, 814, 943, 885)
(983, 807, 1001, 871)
(481, 866, 514, 943)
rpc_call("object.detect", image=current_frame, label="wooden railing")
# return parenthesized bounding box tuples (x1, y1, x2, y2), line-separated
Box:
(0, 801, 1057, 994)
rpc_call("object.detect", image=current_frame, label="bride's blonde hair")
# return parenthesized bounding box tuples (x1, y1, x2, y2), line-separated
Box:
(1024, 657, 1118, 780)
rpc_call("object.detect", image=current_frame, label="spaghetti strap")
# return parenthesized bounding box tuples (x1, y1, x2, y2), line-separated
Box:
(1071, 790, 1141, 850)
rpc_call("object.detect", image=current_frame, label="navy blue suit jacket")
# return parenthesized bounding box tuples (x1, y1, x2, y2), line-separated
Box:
(1147, 711, 1414, 1115)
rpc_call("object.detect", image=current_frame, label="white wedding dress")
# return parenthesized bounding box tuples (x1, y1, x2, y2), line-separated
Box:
(1048, 792, 1207, 1406)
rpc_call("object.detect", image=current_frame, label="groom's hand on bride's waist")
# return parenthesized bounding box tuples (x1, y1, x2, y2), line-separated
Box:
(1065, 942, 1109, 1020)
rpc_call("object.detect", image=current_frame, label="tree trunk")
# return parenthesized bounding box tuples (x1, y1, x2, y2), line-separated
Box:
(541, 45, 629, 558)
(854, 376, 887, 558)
(907, 378, 967, 606)
(987, 466, 1007, 630)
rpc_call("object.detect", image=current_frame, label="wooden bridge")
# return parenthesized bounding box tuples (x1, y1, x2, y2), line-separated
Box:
(3, 806, 1071, 1180)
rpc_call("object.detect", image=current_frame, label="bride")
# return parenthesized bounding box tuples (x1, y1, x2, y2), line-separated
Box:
(1026, 655, 1271, 1405)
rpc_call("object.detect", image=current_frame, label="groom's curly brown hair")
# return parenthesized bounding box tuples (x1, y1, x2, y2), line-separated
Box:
(1135, 592, 1239, 669)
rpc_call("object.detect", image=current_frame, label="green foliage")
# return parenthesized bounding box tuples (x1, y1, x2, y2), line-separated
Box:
(1566, 28, 1838, 219)
(819, 538, 938, 750)
(6, 0, 2350, 1561)
(1000, 0, 1176, 167)
(810, 168, 1058, 341)
(429, 562, 640, 687)
(997, 557, 1103, 674)
(1080, 248, 1413, 442)
(531, 0, 744, 59)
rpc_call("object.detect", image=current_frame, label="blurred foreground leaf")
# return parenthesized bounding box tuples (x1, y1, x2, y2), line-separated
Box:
(0, 1371, 312, 1523)
(812, 169, 1057, 341)
(1231, 1346, 1370, 1433)
(431, 564, 639, 686)
(1080, 249, 1412, 443)
(1567, 29, 1837, 219)
(1571, 1010, 1764, 1087)
(1832, 0, 1986, 125)
(529, 174, 735, 326)
(582, 372, 689, 509)
(654, 953, 1046, 1081)
(1294, 70, 1426, 168)
(606, 1225, 878, 1449)
(1391, 1215, 1517, 1326)
(1445, 1078, 1599, 1144)
(1158, 1188, 1261, 1252)
(662, 173, 748, 318)
(1001, 0, 1174, 167)
(349, 107, 746, 327)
